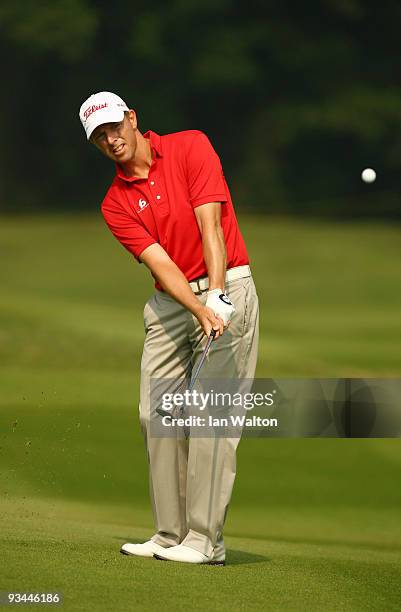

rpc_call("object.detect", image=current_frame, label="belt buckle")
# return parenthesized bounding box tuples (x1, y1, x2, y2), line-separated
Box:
(194, 279, 203, 295)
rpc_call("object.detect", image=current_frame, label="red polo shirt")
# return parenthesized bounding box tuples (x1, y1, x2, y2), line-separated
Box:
(101, 130, 249, 289)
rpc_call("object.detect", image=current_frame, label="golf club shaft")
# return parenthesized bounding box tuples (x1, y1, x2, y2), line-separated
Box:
(156, 328, 216, 419)
(188, 328, 216, 391)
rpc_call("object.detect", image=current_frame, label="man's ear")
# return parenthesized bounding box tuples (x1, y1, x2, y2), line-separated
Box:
(127, 109, 137, 130)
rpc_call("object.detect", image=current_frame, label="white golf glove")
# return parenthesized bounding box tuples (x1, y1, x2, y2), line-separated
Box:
(206, 288, 236, 327)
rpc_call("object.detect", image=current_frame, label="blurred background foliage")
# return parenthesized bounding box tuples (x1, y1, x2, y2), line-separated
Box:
(0, 0, 400, 217)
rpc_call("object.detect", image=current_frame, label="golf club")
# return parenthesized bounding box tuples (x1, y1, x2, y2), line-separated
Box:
(156, 328, 216, 421)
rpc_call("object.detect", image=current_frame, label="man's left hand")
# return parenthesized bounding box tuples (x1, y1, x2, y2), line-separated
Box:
(206, 289, 236, 327)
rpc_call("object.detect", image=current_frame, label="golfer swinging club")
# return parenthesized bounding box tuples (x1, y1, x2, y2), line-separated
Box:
(79, 91, 259, 565)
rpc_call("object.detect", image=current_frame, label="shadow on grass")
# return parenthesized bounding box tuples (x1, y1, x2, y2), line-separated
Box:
(225, 549, 270, 565)
(113, 536, 269, 565)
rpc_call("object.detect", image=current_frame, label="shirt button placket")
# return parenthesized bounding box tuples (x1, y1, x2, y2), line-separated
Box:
(149, 170, 169, 215)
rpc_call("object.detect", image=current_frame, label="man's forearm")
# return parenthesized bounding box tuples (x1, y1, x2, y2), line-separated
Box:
(154, 260, 204, 315)
(140, 244, 203, 317)
(202, 225, 227, 291)
(140, 241, 225, 338)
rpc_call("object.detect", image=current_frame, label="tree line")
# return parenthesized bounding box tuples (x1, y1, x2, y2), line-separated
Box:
(1, 0, 400, 217)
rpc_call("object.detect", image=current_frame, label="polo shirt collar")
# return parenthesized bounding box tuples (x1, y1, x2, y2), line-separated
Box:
(144, 130, 163, 158)
(115, 130, 163, 183)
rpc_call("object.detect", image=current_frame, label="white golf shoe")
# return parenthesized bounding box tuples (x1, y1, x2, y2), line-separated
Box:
(154, 544, 225, 565)
(120, 540, 169, 558)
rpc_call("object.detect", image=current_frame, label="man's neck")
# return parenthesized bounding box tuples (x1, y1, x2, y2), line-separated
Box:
(120, 132, 153, 178)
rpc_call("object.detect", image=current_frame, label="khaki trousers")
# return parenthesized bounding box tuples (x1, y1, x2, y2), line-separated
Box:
(139, 273, 259, 557)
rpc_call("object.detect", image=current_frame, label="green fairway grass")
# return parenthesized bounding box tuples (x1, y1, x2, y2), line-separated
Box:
(1, 214, 401, 610)
(2, 493, 401, 611)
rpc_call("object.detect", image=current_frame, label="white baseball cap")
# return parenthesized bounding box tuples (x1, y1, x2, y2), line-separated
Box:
(79, 91, 129, 140)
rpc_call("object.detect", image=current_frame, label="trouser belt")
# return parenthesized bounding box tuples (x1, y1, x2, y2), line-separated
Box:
(189, 265, 251, 295)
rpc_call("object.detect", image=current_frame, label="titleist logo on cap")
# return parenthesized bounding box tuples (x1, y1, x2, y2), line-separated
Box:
(79, 92, 129, 139)
(83, 102, 108, 121)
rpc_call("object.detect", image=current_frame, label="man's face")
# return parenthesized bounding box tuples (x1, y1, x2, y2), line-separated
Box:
(90, 111, 137, 163)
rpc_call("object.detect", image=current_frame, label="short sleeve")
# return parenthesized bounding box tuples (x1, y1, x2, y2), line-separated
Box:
(101, 195, 156, 261)
(186, 132, 227, 208)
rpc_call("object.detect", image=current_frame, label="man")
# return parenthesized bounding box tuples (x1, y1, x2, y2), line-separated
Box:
(79, 91, 259, 565)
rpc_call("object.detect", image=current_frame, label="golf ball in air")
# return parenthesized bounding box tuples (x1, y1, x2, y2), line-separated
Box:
(361, 168, 376, 183)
